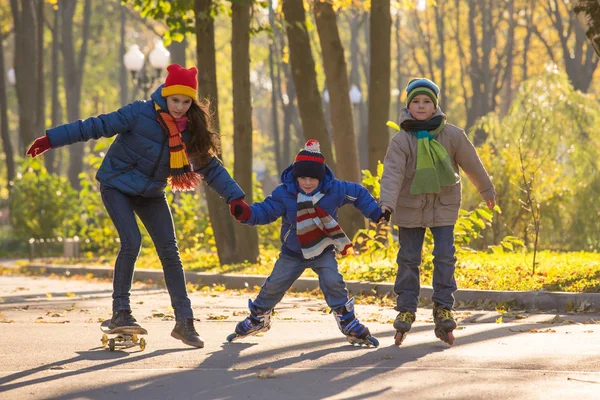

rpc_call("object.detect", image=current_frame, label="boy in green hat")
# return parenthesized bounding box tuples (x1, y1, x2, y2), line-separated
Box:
(380, 78, 495, 346)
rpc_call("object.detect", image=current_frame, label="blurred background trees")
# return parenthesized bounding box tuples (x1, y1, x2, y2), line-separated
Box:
(1, 0, 600, 263)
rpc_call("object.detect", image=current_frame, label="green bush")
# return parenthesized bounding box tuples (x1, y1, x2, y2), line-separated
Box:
(10, 158, 79, 242)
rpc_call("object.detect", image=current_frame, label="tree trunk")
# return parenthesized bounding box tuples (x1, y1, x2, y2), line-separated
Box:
(232, 0, 259, 262)
(10, 0, 38, 153)
(0, 37, 15, 188)
(267, 1, 282, 172)
(367, 0, 391, 174)
(168, 36, 187, 66)
(119, 4, 128, 106)
(195, 0, 239, 265)
(36, 0, 45, 145)
(574, 0, 600, 57)
(61, 0, 92, 189)
(314, 0, 363, 236)
(281, 0, 335, 171)
(349, 11, 367, 171)
(48, 5, 62, 174)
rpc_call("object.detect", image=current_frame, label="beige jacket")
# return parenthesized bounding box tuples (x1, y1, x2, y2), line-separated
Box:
(380, 108, 495, 228)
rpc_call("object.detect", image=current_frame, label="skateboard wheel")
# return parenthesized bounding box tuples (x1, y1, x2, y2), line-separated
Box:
(108, 338, 116, 352)
(139, 337, 146, 351)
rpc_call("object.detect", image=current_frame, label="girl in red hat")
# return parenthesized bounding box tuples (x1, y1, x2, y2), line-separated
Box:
(26, 64, 249, 348)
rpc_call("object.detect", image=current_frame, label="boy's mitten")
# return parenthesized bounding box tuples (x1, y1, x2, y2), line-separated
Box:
(26, 136, 52, 158)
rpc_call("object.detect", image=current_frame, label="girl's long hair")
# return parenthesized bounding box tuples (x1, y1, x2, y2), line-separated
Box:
(186, 99, 220, 167)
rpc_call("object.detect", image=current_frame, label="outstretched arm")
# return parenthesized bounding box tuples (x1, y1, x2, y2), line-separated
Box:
(195, 157, 245, 203)
(341, 181, 383, 222)
(45, 101, 142, 149)
(454, 129, 495, 208)
(242, 187, 287, 226)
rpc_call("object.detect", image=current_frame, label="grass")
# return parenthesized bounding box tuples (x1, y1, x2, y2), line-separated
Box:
(28, 247, 600, 293)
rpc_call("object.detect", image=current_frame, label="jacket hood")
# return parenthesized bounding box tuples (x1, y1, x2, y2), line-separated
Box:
(150, 84, 168, 110)
(280, 162, 335, 194)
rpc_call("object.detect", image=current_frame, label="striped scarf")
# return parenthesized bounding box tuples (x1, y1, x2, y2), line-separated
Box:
(155, 103, 203, 191)
(296, 192, 352, 259)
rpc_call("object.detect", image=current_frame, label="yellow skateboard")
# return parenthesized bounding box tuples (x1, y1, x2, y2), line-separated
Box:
(100, 320, 148, 351)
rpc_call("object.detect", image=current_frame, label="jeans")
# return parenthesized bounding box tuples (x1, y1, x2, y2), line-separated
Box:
(101, 185, 193, 319)
(394, 225, 457, 312)
(253, 251, 348, 311)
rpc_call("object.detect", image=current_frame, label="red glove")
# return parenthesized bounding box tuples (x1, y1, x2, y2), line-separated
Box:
(229, 198, 251, 222)
(26, 136, 52, 158)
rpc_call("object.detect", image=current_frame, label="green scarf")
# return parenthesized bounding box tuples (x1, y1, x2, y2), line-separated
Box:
(388, 115, 459, 195)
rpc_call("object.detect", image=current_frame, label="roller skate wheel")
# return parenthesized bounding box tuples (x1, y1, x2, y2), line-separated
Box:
(101, 334, 108, 347)
(108, 338, 116, 352)
(139, 337, 146, 351)
(368, 337, 379, 347)
(226, 333, 238, 342)
(394, 332, 407, 346)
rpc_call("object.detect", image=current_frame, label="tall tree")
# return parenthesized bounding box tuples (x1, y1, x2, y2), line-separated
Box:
(60, 0, 92, 188)
(47, 3, 62, 174)
(281, 0, 335, 169)
(367, 0, 391, 173)
(313, 0, 363, 235)
(195, 0, 240, 264)
(574, 0, 600, 57)
(536, 0, 600, 92)
(10, 0, 39, 153)
(0, 35, 15, 187)
(231, 0, 259, 262)
(267, 0, 282, 172)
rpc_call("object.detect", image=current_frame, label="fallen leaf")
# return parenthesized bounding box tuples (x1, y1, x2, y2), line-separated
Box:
(0, 319, 15, 323)
(257, 367, 275, 379)
(232, 311, 247, 317)
(496, 316, 503, 324)
(45, 293, 53, 298)
(207, 314, 229, 320)
(65, 292, 76, 298)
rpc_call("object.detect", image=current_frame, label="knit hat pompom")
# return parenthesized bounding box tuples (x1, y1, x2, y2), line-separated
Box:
(293, 139, 326, 180)
(406, 78, 440, 108)
(162, 64, 198, 99)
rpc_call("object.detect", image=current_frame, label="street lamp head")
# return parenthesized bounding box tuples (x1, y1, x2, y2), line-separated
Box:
(7, 68, 15, 85)
(349, 84, 362, 104)
(149, 41, 170, 70)
(124, 44, 145, 72)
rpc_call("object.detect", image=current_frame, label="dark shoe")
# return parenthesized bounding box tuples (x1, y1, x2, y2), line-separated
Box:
(171, 318, 204, 348)
(109, 310, 141, 330)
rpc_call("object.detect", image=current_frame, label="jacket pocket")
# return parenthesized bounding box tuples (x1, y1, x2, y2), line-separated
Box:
(397, 196, 423, 209)
(104, 162, 138, 183)
(438, 191, 461, 206)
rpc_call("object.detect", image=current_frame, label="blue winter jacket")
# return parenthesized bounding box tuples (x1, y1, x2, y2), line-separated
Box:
(45, 85, 244, 201)
(244, 164, 382, 259)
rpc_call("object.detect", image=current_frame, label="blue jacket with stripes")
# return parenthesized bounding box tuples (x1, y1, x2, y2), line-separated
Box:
(46, 85, 244, 202)
(243, 163, 382, 259)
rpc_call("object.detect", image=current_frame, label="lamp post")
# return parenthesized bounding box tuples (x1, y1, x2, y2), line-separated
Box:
(123, 41, 170, 99)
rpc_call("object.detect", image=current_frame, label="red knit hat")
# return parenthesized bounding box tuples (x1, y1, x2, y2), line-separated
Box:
(162, 64, 198, 99)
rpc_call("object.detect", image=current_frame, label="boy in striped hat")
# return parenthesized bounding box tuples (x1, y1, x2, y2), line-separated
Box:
(227, 140, 389, 347)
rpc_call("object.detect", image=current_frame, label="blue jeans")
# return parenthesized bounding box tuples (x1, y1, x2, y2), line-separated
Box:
(253, 251, 348, 311)
(394, 225, 457, 312)
(101, 186, 193, 319)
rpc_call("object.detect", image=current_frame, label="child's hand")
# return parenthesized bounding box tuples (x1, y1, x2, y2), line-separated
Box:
(486, 198, 495, 210)
(229, 198, 251, 222)
(378, 207, 392, 223)
(26, 136, 52, 158)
